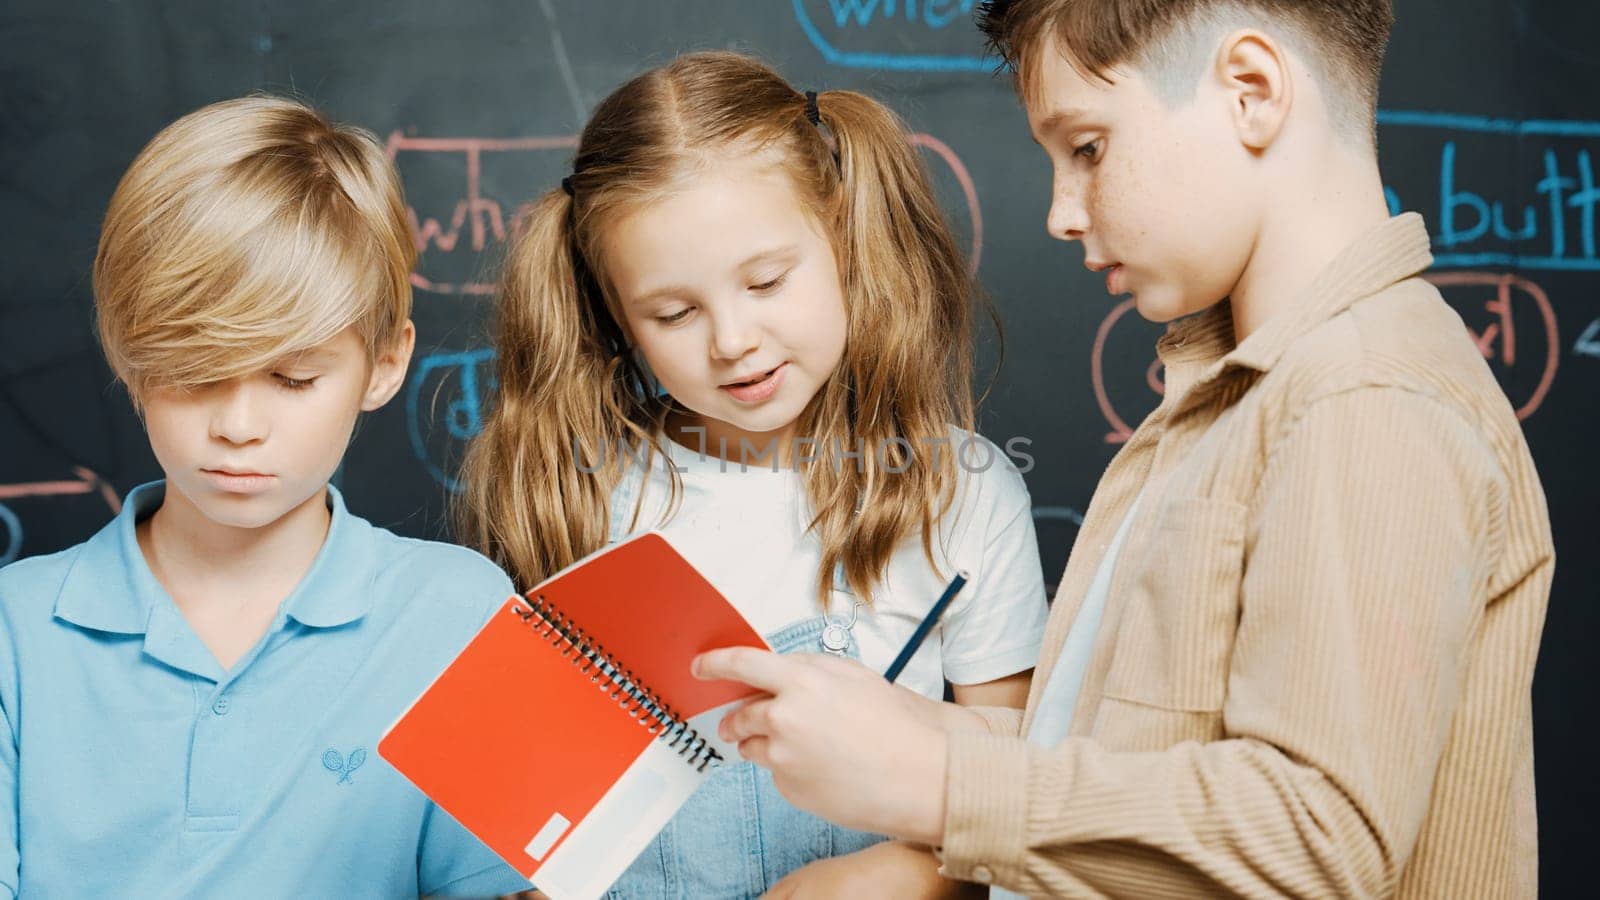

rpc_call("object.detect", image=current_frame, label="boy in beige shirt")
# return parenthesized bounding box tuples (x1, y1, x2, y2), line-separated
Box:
(696, 1, 1554, 897)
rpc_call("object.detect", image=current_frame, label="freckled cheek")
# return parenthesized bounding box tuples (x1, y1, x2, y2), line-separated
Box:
(1086, 178, 1132, 243)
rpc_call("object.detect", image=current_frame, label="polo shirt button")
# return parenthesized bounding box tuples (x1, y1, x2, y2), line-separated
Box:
(972, 865, 993, 884)
(211, 696, 231, 716)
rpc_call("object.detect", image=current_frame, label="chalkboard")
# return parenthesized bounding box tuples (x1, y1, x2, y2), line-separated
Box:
(1, 1, 1594, 894)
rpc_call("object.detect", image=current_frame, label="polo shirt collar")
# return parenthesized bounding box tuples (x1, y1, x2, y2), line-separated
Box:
(52, 480, 378, 640)
(278, 483, 378, 628)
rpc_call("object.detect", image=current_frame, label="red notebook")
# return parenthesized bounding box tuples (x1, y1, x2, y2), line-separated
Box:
(378, 531, 768, 900)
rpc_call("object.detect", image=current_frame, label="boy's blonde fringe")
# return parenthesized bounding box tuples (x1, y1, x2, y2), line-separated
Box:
(94, 94, 414, 404)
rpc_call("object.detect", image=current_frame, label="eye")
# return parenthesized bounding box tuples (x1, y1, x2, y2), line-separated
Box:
(655, 308, 692, 325)
(1073, 139, 1104, 163)
(273, 373, 318, 391)
(750, 271, 790, 294)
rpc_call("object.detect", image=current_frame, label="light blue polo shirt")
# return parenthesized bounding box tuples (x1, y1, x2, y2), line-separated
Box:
(0, 481, 532, 898)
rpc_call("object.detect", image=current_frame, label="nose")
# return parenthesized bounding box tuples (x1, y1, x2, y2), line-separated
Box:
(209, 379, 270, 446)
(1046, 179, 1089, 243)
(708, 304, 761, 362)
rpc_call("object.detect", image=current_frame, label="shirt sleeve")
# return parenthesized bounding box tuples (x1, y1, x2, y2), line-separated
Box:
(938, 453, 1050, 686)
(939, 386, 1500, 897)
(1, 606, 19, 899)
(965, 705, 1024, 737)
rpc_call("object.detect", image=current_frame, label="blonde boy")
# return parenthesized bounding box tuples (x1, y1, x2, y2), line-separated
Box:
(699, 1, 1555, 897)
(0, 96, 529, 897)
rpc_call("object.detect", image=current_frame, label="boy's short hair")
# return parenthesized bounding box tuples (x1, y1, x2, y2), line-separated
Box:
(977, 0, 1395, 142)
(94, 95, 414, 401)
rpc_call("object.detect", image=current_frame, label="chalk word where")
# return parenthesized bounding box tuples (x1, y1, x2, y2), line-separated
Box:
(793, 0, 990, 72)
(385, 134, 577, 295)
(387, 131, 983, 294)
(1378, 112, 1600, 271)
(1089, 271, 1561, 444)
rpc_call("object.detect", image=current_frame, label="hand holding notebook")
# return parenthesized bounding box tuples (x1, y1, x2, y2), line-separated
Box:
(378, 532, 769, 900)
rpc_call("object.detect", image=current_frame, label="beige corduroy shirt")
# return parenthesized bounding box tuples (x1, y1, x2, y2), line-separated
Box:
(939, 213, 1553, 899)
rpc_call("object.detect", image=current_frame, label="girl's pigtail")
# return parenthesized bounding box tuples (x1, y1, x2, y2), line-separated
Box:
(802, 90, 982, 606)
(455, 187, 662, 588)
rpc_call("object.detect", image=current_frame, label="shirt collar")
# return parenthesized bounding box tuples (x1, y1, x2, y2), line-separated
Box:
(52, 480, 378, 637)
(51, 481, 168, 635)
(1156, 212, 1434, 394)
(279, 483, 378, 629)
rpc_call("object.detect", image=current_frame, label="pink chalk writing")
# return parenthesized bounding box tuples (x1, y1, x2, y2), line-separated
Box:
(387, 130, 984, 295)
(0, 466, 121, 511)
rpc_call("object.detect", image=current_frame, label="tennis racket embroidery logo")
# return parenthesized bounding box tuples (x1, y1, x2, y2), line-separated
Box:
(322, 748, 367, 784)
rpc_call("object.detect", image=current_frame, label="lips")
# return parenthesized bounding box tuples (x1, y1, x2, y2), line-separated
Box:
(721, 364, 782, 388)
(1105, 264, 1126, 295)
(202, 469, 276, 494)
(719, 363, 787, 403)
(1086, 259, 1126, 296)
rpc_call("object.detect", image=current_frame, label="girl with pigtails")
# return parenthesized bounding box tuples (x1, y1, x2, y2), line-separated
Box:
(459, 51, 1047, 897)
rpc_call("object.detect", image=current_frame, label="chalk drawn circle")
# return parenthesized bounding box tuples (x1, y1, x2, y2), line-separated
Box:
(1425, 272, 1560, 422)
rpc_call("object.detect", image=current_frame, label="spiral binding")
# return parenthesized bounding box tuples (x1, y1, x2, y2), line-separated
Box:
(512, 594, 723, 772)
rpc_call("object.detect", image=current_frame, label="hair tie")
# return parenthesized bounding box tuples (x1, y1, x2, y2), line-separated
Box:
(804, 90, 821, 126)
(561, 175, 575, 198)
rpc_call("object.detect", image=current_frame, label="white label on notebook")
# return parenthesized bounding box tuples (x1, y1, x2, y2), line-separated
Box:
(534, 740, 704, 899)
(525, 812, 572, 861)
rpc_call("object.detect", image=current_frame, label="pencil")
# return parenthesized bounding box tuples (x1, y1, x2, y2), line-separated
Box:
(883, 570, 970, 683)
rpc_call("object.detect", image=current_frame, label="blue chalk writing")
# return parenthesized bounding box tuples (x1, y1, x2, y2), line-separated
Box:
(1384, 187, 1402, 217)
(1383, 126, 1600, 271)
(0, 503, 20, 567)
(1573, 150, 1599, 260)
(827, 0, 975, 28)
(1435, 142, 1555, 248)
(405, 348, 497, 492)
(794, 0, 990, 71)
(1375, 111, 1600, 139)
(1576, 319, 1600, 359)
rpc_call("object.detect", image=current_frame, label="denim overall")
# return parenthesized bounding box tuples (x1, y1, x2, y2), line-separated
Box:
(604, 613, 888, 898)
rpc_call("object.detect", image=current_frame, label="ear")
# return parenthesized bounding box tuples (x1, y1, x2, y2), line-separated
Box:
(1214, 29, 1293, 151)
(361, 319, 416, 411)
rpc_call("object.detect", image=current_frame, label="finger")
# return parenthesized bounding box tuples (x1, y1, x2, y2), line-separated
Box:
(693, 647, 797, 693)
(720, 696, 776, 743)
(801, 652, 879, 680)
(720, 692, 771, 720)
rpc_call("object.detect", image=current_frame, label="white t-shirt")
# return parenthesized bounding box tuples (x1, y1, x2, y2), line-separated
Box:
(1023, 488, 1147, 748)
(990, 489, 1146, 900)
(606, 429, 1050, 702)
